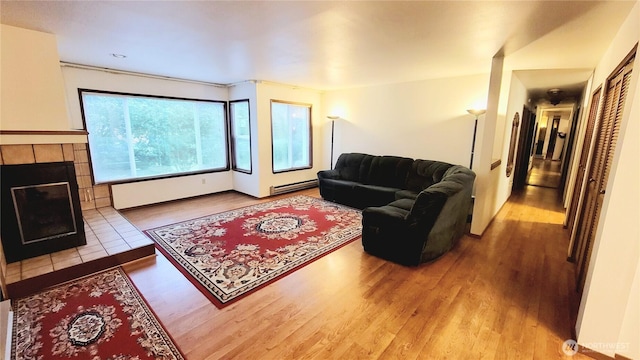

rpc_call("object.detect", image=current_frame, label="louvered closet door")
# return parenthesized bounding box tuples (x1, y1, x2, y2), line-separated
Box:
(574, 55, 634, 293)
(567, 88, 601, 241)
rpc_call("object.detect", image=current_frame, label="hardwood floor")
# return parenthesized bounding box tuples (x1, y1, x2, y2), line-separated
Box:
(121, 187, 588, 359)
(526, 158, 562, 188)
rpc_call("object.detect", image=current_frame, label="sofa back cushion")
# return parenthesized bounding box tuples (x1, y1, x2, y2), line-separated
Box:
(334, 153, 374, 182)
(405, 159, 454, 191)
(365, 156, 413, 188)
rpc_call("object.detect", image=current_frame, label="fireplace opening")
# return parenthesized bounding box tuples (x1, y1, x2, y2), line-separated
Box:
(1, 162, 86, 263)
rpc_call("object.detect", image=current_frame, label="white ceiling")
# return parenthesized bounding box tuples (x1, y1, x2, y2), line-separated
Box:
(1, 1, 636, 99)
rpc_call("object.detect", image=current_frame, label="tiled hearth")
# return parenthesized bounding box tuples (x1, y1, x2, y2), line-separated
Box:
(0, 141, 155, 299)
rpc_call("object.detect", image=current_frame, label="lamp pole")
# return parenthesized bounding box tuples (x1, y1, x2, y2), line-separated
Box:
(470, 115, 478, 169)
(466, 109, 486, 170)
(327, 116, 339, 169)
(330, 119, 335, 169)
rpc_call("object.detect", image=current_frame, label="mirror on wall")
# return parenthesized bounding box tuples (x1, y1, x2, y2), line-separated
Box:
(506, 112, 520, 177)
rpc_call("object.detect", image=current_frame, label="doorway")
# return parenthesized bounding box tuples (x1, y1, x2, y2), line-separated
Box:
(514, 107, 575, 191)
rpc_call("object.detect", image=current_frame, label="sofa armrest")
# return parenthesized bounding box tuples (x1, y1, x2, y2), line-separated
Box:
(408, 187, 450, 225)
(317, 169, 340, 180)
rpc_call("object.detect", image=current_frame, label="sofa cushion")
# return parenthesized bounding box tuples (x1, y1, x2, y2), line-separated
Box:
(365, 156, 413, 188)
(395, 189, 419, 200)
(405, 160, 453, 192)
(317, 178, 358, 204)
(387, 198, 414, 211)
(353, 184, 400, 209)
(334, 153, 374, 182)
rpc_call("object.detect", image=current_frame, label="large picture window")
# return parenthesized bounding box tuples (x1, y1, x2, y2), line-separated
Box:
(229, 100, 252, 173)
(80, 90, 228, 184)
(271, 100, 312, 173)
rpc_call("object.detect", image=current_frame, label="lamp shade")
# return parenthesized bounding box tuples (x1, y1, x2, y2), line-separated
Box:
(467, 109, 486, 116)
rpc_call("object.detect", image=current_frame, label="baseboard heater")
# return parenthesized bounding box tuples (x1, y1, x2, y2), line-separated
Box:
(270, 179, 318, 195)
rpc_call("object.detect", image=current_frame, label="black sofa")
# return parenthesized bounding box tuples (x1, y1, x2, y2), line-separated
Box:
(317, 153, 476, 266)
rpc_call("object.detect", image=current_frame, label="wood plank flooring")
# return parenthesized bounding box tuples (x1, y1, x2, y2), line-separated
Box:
(121, 187, 588, 359)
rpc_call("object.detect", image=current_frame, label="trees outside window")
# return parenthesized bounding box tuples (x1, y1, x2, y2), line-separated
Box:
(271, 100, 312, 173)
(80, 90, 228, 184)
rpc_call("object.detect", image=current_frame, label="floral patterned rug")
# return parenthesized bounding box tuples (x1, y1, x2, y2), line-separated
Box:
(145, 195, 362, 307)
(12, 267, 183, 360)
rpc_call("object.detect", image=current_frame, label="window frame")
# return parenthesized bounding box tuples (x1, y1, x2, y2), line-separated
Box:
(78, 88, 229, 185)
(270, 99, 313, 174)
(229, 99, 253, 174)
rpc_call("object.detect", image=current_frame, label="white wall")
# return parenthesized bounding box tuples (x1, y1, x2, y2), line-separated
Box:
(254, 82, 325, 198)
(228, 81, 260, 197)
(60, 66, 234, 208)
(0, 25, 71, 132)
(323, 74, 490, 167)
(471, 58, 529, 236)
(576, 1, 639, 358)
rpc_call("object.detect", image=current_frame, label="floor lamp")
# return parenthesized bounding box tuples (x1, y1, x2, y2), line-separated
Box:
(327, 116, 339, 169)
(466, 109, 486, 169)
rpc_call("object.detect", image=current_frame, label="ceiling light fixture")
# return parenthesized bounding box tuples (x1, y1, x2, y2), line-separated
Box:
(547, 88, 564, 106)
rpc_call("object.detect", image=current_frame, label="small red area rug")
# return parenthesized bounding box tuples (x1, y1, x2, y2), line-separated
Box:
(12, 268, 184, 360)
(145, 195, 362, 308)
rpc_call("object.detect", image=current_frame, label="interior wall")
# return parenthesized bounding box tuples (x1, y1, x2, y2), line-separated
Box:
(1, 25, 70, 131)
(60, 66, 234, 209)
(498, 73, 530, 197)
(471, 58, 529, 236)
(254, 82, 325, 198)
(322, 74, 490, 167)
(229, 82, 260, 197)
(575, 1, 639, 357)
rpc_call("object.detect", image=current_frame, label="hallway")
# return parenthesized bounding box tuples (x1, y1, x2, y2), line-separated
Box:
(526, 158, 563, 188)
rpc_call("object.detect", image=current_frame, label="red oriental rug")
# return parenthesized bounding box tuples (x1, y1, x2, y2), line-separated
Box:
(11, 268, 184, 360)
(144, 195, 362, 308)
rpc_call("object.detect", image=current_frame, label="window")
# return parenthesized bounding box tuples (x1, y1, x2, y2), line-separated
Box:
(271, 100, 312, 173)
(229, 100, 252, 173)
(80, 90, 228, 184)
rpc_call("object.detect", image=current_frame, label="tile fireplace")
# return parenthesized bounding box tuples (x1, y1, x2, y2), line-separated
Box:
(0, 139, 155, 299)
(1, 161, 86, 263)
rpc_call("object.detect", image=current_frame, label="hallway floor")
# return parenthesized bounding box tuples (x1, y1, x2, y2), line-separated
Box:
(527, 158, 562, 188)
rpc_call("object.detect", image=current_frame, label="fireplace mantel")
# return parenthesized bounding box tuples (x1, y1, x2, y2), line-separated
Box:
(0, 130, 88, 145)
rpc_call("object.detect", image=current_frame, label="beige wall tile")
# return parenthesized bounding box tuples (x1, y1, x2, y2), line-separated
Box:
(93, 184, 110, 199)
(1, 144, 35, 164)
(95, 197, 112, 208)
(83, 176, 94, 190)
(73, 149, 89, 163)
(33, 144, 64, 163)
(62, 144, 75, 161)
(81, 199, 97, 211)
